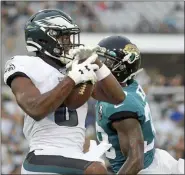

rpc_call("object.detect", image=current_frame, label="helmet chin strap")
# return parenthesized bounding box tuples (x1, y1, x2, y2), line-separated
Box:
(121, 68, 143, 83)
(26, 40, 73, 65)
(44, 50, 72, 64)
(59, 55, 72, 64)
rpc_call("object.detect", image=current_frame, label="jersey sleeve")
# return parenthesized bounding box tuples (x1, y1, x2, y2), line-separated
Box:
(108, 93, 140, 122)
(4, 56, 31, 87)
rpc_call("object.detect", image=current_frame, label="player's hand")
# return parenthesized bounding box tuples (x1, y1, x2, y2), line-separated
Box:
(69, 45, 101, 61)
(67, 46, 101, 69)
(67, 54, 99, 85)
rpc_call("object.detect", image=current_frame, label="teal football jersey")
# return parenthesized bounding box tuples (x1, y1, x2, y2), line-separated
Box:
(96, 80, 156, 173)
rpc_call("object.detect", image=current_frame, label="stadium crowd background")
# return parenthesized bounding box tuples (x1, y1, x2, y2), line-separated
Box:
(1, 1, 184, 174)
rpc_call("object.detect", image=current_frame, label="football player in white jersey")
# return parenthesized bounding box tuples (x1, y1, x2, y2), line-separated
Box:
(4, 9, 126, 174)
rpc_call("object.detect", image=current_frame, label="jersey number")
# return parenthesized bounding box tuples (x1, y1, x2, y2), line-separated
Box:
(54, 105, 78, 127)
(136, 86, 155, 153)
(136, 86, 156, 135)
(96, 124, 116, 159)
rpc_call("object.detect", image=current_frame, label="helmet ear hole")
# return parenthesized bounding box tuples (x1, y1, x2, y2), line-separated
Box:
(38, 39, 47, 45)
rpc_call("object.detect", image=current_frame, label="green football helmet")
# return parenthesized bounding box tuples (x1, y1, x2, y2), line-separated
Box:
(24, 9, 82, 64)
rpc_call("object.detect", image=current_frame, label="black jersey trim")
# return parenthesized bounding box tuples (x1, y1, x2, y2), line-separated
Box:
(6, 72, 30, 87)
(109, 111, 138, 122)
(23, 151, 93, 174)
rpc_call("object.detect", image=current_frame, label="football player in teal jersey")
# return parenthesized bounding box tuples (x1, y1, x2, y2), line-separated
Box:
(95, 36, 184, 174)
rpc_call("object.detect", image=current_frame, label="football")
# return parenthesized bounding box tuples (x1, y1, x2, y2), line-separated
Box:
(64, 81, 94, 109)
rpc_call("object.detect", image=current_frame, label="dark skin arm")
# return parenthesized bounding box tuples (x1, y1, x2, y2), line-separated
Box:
(91, 58, 125, 104)
(112, 118, 144, 175)
(11, 76, 75, 121)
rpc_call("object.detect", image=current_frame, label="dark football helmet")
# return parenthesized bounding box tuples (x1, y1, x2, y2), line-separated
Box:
(24, 9, 82, 64)
(97, 36, 142, 83)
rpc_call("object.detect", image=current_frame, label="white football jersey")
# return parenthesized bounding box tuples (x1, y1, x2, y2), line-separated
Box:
(4, 55, 88, 154)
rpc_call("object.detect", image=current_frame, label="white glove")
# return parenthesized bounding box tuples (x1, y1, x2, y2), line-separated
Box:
(84, 141, 112, 162)
(67, 54, 99, 85)
(67, 46, 100, 69)
(69, 45, 100, 61)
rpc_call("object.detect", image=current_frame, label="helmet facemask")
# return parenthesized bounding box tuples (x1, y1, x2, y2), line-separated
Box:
(97, 47, 142, 83)
(41, 26, 82, 64)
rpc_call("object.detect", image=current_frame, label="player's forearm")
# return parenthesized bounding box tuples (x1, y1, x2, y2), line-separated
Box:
(98, 74, 125, 104)
(117, 156, 143, 175)
(94, 59, 125, 104)
(22, 77, 75, 120)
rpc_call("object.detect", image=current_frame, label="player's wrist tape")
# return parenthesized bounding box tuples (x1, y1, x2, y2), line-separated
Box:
(96, 64, 111, 81)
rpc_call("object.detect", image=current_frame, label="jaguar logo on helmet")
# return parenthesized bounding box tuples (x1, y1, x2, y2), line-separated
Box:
(123, 44, 140, 56)
(122, 44, 140, 64)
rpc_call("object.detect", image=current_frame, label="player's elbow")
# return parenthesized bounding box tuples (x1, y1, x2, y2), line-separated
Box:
(30, 113, 45, 121)
(26, 110, 45, 121)
(116, 94, 125, 104)
(23, 102, 49, 121)
(18, 102, 45, 121)
(112, 93, 125, 104)
(16, 97, 45, 121)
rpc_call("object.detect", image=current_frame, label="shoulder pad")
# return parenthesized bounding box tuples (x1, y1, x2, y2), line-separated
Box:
(4, 55, 33, 86)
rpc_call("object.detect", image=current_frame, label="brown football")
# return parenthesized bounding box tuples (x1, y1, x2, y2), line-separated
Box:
(64, 81, 94, 109)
